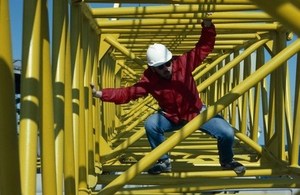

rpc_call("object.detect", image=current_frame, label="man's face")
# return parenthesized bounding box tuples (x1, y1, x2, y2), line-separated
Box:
(153, 60, 172, 80)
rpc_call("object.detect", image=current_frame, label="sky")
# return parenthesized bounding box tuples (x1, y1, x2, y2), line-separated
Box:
(10, 0, 23, 62)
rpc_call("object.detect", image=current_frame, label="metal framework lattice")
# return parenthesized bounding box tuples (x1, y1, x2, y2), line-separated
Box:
(0, 0, 300, 194)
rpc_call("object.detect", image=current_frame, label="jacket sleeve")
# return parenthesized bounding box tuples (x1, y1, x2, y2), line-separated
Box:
(185, 23, 216, 72)
(100, 74, 150, 104)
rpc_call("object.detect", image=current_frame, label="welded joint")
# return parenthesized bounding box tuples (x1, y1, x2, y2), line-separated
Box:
(104, 35, 147, 69)
(80, 2, 101, 35)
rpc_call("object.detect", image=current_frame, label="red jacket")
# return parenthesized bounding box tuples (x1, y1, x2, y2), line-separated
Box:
(101, 24, 216, 124)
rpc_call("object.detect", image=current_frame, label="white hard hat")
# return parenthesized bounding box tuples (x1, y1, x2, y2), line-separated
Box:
(146, 43, 172, 67)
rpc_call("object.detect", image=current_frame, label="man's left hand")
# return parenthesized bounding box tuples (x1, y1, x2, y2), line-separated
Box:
(202, 12, 213, 27)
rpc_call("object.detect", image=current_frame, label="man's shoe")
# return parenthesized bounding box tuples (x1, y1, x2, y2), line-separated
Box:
(221, 160, 246, 174)
(148, 158, 172, 175)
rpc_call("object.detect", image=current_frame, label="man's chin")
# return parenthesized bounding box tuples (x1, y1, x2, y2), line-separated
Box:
(163, 74, 172, 80)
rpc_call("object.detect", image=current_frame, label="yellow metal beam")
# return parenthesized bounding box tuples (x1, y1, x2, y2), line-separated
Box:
(91, 4, 258, 17)
(5, 0, 300, 193)
(250, 0, 300, 37)
(70, 3, 89, 195)
(53, 0, 70, 194)
(117, 61, 138, 77)
(19, 0, 42, 194)
(40, 1, 58, 195)
(197, 38, 269, 92)
(86, 0, 252, 3)
(80, 2, 100, 34)
(193, 52, 230, 80)
(64, 14, 77, 195)
(0, 0, 21, 194)
(290, 52, 300, 167)
(104, 35, 147, 68)
(97, 20, 279, 29)
(99, 169, 288, 184)
(115, 178, 300, 194)
(119, 33, 260, 40)
(94, 11, 271, 19)
(99, 36, 300, 195)
(98, 23, 279, 34)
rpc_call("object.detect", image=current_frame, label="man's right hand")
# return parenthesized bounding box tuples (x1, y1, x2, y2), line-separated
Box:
(90, 83, 102, 98)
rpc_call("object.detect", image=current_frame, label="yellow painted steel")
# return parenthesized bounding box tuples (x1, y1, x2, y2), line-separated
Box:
(97, 11, 271, 20)
(251, 46, 263, 143)
(102, 108, 157, 162)
(197, 39, 269, 93)
(250, 0, 300, 37)
(40, 1, 58, 194)
(64, 12, 77, 195)
(274, 32, 287, 161)
(193, 53, 230, 81)
(116, 98, 155, 127)
(291, 52, 300, 167)
(100, 52, 117, 142)
(92, 4, 258, 17)
(19, 0, 42, 194)
(3, 1, 300, 194)
(99, 37, 300, 195)
(91, 33, 102, 176)
(82, 19, 97, 188)
(104, 35, 146, 67)
(98, 23, 279, 34)
(117, 61, 138, 77)
(71, 3, 88, 195)
(53, 0, 69, 194)
(87, 0, 252, 3)
(77, 11, 90, 195)
(99, 169, 289, 185)
(114, 178, 299, 194)
(80, 3, 101, 35)
(0, 0, 21, 194)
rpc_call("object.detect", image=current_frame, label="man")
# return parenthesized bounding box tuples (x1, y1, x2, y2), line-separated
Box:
(91, 16, 246, 175)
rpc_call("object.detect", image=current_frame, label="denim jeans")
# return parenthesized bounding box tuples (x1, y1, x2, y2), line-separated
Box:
(144, 106, 234, 165)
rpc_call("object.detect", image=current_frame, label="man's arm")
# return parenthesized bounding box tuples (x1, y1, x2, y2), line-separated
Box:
(90, 74, 150, 104)
(186, 14, 216, 71)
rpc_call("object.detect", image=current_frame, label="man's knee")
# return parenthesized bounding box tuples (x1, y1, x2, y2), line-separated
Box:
(220, 127, 234, 142)
(144, 115, 159, 133)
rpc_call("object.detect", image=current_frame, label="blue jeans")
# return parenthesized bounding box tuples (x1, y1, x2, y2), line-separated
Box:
(144, 107, 234, 165)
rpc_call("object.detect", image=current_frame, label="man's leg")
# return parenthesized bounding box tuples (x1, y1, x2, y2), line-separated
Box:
(200, 114, 246, 174)
(144, 112, 183, 174)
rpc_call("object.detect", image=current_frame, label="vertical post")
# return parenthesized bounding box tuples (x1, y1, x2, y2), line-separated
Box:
(84, 26, 98, 188)
(0, 0, 21, 194)
(71, 3, 80, 193)
(53, 0, 68, 193)
(40, 1, 57, 194)
(76, 4, 89, 195)
(223, 55, 231, 119)
(273, 31, 286, 160)
(64, 2, 76, 195)
(19, 0, 41, 194)
(230, 51, 240, 127)
(290, 52, 300, 167)
(240, 54, 251, 135)
(251, 46, 264, 143)
(92, 34, 101, 175)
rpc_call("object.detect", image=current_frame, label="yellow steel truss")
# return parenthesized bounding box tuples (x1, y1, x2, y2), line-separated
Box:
(0, 0, 300, 194)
